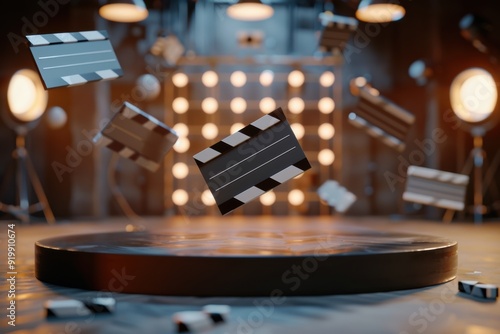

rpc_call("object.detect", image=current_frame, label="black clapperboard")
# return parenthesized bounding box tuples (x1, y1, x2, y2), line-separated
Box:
(319, 13, 358, 53)
(403, 166, 469, 211)
(94, 102, 178, 172)
(349, 86, 415, 152)
(26, 30, 122, 89)
(194, 108, 311, 215)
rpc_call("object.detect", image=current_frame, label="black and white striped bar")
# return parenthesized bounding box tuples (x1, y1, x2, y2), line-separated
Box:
(45, 297, 116, 318)
(317, 180, 357, 213)
(94, 102, 178, 172)
(173, 311, 214, 333)
(194, 108, 311, 215)
(27, 30, 122, 89)
(458, 280, 498, 300)
(348, 86, 415, 152)
(403, 166, 469, 211)
(319, 13, 358, 53)
(202, 304, 231, 323)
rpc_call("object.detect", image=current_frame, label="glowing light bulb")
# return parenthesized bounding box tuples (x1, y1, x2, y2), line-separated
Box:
(230, 71, 247, 87)
(288, 97, 305, 114)
(202, 71, 218, 87)
(288, 189, 305, 206)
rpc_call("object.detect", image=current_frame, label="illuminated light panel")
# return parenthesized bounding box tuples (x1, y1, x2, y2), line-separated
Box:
(259, 70, 274, 86)
(291, 123, 305, 140)
(202, 71, 218, 87)
(318, 123, 335, 140)
(230, 71, 247, 87)
(202, 189, 216, 206)
(173, 123, 189, 137)
(259, 97, 276, 113)
(318, 149, 335, 166)
(318, 97, 335, 114)
(288, 97, 305, 114)
(172, 189, 189, 206)
(202, 123, 219, 140)
(288, 70, 305, 88)
(260, 190, 276, 206)
(230, 97, 247, 114)
(172, 162, 189, 179)
(172, 72, 189, 87)
(173, 137, 190, 153)
(172, 97, 189, 114)
(230, 122, 245, 134)
(288, 189, 305, 206)
(320, 71, 335, 87)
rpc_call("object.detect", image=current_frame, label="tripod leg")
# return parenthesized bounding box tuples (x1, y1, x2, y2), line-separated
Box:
(25, 153, 56, 224)
(442, 150, 475, 222)
(16, 148, 30, 223)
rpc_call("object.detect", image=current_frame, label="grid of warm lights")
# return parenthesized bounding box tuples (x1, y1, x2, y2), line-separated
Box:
(165, 66, 338, 215)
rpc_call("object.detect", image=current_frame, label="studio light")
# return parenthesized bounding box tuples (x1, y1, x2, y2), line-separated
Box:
(172, 97, 189, 114)
(259, 70, 274, 87)
(230, 97, 247, 114)
(99, 0, 148, 23)
(201, 97, 219, 115)
(318, 97, 335, 114)
(173, 123, 189, 137)
(202, 71, 219, 88)
(260, 190, 276, 206)
(288, 189, 305, 206)
(172, 162, 189, 179)
(230, 71, 247, 87)
(460, 14, 498, 61)
(259, 97, 276, 114)
(1, 69, 54, 223)
(202, 189, 216, 206)
(227, 0, 274, 21)
(288, 97, 305, 114)
(450, 68, 497, 124)
(288, 70, 305, 88)
(320, 71, 335, 87)
(172, 189, 189, 206)
(202, 123, 219, 140)
(172, 72, 189, 88)
(355, 0, 405, 23)
(291, 123, 305, 140)
(408, 60, 433, 86)
(318, 123, 335, 140)
(449, 67, 498, 223)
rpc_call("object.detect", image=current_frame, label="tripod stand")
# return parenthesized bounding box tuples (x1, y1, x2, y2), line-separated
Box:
(0, 129, 55, 224)
(443, 134, 500, 224)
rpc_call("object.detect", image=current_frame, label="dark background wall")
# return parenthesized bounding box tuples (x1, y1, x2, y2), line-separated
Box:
(1, 0, 499, 219)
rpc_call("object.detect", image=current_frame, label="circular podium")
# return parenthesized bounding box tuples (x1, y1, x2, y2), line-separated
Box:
(35, 225, 457, 296)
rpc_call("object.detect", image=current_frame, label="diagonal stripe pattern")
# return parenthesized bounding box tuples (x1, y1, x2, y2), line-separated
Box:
(194, 108, 311, 215)
(27, 30, 122, 89)
(403, 166, 469, 211)
(349, 86, 415, 152)
(94, 102, 178, 172)
(319, 13, 358, 53)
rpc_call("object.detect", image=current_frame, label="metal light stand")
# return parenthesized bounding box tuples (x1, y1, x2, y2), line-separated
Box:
(443, 128, 499, 224)
(0, 127, 55, 223)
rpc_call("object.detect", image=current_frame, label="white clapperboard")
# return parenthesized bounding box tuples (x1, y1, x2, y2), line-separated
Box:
(26, 30, 122, 89)
(194, 108, 311, 215)
(318, 13, 358, 53)
(317, 180, 357, 213)
(349, 86, 415, 152)
(403, 166, 469, 211)
(94, 102, 178, 172)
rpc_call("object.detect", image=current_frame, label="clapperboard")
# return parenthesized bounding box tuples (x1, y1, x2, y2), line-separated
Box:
(317, 180, 357, 213)
(194, 108, 311, 215)
(94, 102, 178, 172)
(318, 13, 358, 53)
(348, 86, 415, 152)
(403, 166, 469, 211)
(26, 30, 122, 89)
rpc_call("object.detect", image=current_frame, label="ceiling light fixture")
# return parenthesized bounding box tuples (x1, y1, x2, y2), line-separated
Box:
(355, 0, 405, 23)
(227, 0, 274, 21)
(99, 0, 149, 23)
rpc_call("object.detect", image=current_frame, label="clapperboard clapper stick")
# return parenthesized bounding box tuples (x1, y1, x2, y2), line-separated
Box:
(94, 102, 178, 172)
(349, 86, 415, 152)
(194, 107, 311, 215)
(403, 166, 469, 211)
(26, 30, 123, 89)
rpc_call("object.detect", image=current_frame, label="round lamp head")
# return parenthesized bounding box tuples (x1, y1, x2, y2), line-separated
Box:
(7, 69, 48, 124)
(99, 0, 148, 23)
(450, 68, 497, 124)
(227, 0, 274, 21)
(356, 0, 405, 23)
